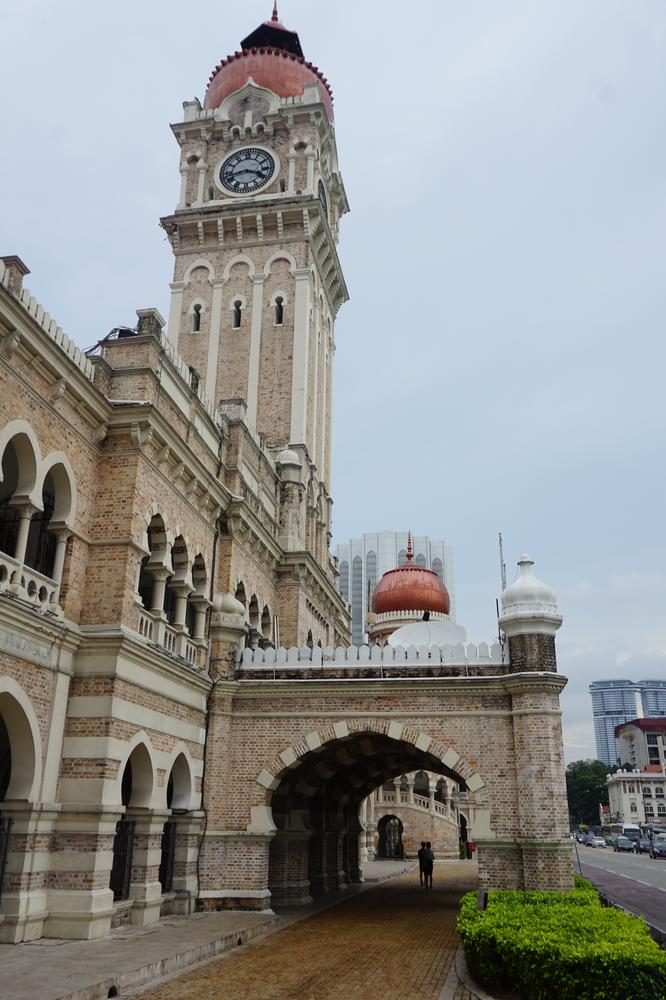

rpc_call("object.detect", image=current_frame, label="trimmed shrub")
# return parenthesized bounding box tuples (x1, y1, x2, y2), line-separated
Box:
(457, 878, 666, 1000)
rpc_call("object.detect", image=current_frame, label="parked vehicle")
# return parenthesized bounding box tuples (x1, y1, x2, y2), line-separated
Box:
(591, 836, 607, 848)
(614, 836, 634, 852)
(637, 838, 651, 854)
(584, 834, 596, 846)
(650, 836, 666, 859)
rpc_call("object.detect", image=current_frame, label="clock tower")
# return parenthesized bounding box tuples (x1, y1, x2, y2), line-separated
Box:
(161, 5, 348, 511)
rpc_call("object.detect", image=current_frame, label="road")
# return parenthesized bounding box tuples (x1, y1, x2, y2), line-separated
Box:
(576, 842, 666, 931)
(134, 863, 476, 1000)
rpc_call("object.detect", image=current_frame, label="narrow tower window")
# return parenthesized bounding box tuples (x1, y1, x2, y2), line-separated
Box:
(275, 296, 284, 326)
(233, 300, 242, 329)
(192, 304, 201, 332)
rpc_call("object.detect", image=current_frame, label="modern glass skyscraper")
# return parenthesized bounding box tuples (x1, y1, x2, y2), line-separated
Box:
(637, 680, 666, 718)
(589, 680, 639, 765)
(336, 532, 455, 646)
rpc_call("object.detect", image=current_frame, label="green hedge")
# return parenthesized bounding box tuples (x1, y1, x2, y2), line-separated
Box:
(457, 877, 666, 999)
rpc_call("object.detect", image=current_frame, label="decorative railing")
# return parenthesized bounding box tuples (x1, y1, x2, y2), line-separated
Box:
(375, 791, 455, 820)
(237, 641, 504, 677)
(136, 607, 203, 668)
(0, 550, 57, 608)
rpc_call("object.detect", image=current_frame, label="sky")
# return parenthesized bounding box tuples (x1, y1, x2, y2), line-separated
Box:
(1, 1, 665, 763)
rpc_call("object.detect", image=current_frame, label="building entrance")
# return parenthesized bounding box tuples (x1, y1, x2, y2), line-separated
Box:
(377, 815, 404, 859)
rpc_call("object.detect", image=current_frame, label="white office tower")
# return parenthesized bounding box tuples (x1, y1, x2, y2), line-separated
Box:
(336, 532, 455, 646)
(589, 680, 639, 766)
(637, 680, 666, 718)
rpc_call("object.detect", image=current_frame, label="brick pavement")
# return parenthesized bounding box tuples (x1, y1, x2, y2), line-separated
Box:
(134, 862, 477, 1000)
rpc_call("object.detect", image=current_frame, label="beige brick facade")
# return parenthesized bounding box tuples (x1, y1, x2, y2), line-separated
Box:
(0, 16, 572, 945)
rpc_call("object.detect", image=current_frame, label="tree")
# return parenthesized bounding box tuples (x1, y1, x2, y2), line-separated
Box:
(565, 759, 610, 827)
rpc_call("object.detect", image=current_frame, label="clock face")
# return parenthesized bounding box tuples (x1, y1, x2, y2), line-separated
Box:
(219, 147, 276, 195)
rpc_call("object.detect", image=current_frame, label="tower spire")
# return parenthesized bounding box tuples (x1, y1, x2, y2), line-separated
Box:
(406, 531, 414, 564)
(272, 1, 279, 21)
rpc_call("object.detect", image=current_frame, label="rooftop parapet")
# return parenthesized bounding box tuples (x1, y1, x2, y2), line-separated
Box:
(237, 640, 505, 679)
(0, 257, 96, 383)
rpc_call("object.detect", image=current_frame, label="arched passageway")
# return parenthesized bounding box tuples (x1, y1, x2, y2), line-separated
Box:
(266, 729, 474, 906)
(377, 815, 403, 859)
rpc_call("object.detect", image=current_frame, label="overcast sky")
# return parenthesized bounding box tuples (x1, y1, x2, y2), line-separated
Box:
(2, 1, 665, 763)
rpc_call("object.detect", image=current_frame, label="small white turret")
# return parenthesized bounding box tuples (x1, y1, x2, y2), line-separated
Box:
(498, 555, 562, 638)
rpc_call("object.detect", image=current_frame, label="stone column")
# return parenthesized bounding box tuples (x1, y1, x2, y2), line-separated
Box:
(170, 811, 204, 914)
(496, 554, 572, 891)
(198, 593, 274, 911)
(128, 809, 168, 927)
(289, 269, 311, 444)
(177, 164, 189, 209)
(166, 280, 185, 346)
(0, 802, 58, 943)
(246, 275, 265, 427)
(48, 528, 70, 610)
(8, 503, 37, 593)
(407, 776, 415, 805)
(189, 597, 210, 641)
(205, 278, 225, 400)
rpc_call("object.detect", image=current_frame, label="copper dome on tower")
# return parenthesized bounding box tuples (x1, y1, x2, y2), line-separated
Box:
(204, 4, 334, 121)
(371, 535, 451, 616)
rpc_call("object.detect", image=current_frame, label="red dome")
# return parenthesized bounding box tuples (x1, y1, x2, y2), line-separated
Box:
(204, 11, 334, 121)
(371, 537, 451, 616)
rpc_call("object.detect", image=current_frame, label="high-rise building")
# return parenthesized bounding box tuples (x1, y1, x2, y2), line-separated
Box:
(335, 532, 455, 645)
(637, 680, 666, 718)
(589, 680, 639, 765)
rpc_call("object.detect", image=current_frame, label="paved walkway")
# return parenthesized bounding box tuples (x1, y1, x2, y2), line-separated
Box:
(133, 861, 478, 1000)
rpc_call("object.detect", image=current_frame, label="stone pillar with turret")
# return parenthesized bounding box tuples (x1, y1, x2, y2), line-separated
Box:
(498, 556, 573, 891)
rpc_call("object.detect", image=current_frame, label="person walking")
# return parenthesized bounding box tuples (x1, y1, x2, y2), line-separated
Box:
(423, 841, 435, 890)
(417, 841, 426, 886)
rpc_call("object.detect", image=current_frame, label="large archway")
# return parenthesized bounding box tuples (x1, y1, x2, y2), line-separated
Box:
(263, 727, 482, 907)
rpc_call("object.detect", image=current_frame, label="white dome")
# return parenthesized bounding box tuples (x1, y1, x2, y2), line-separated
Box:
(212, 591, 246, 616)
(501, 555, 558, 615)
(388, 617, 467, 648)
(276, 448, 301, 467)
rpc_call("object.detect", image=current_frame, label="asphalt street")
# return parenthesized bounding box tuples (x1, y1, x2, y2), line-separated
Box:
(576, 843, 666, 931)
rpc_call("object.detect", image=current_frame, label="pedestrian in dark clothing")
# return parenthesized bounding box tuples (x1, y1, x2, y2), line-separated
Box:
(417, 841, 426, 885)
(423, 841, 434, 890)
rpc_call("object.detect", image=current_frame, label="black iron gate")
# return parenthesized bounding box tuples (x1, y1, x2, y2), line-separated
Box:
(0, 814, 12, 902)
(109, 818, 135, 901)
(159, 820, 176, 893)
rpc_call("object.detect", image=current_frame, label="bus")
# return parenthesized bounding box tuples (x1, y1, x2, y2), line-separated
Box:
(601, 823, 640, 845)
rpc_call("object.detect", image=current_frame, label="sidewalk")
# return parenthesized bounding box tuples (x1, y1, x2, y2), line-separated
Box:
(1, 860, 416, 1000)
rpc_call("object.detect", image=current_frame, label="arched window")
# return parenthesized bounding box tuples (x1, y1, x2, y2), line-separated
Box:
(398, 549, 407, 566)
(339, 560, 349, 602)
(415, 553, 426, 568)
(192, 304, 201, 332)
(274, 296, 284, 326)
(233, 300, 242, 329)
(432, 557, 444, 582)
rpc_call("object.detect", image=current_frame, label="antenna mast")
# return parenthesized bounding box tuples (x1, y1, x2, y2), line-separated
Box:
(498, 532, 507, 592)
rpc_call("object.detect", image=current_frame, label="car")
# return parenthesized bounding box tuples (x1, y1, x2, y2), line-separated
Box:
(637, 838, 651, 854)
(584, 834, 595, 846)
(650, 838, 666, 859)
(591, 836, 607, 848)
(614, 836, 634, 852)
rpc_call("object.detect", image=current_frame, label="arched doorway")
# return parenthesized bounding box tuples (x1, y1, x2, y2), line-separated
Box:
(265, 728, 481, 906)
(110, 743, 154, 901)
(377, 815, 404, 859)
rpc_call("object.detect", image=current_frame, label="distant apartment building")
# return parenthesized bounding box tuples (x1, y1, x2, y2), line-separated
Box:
(336, 532, 455, 645)
(590, 679, 666, 764)
(616, 718, 666, 770)
(607, 768, 666, 826)
(590, 680, 639, 766)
